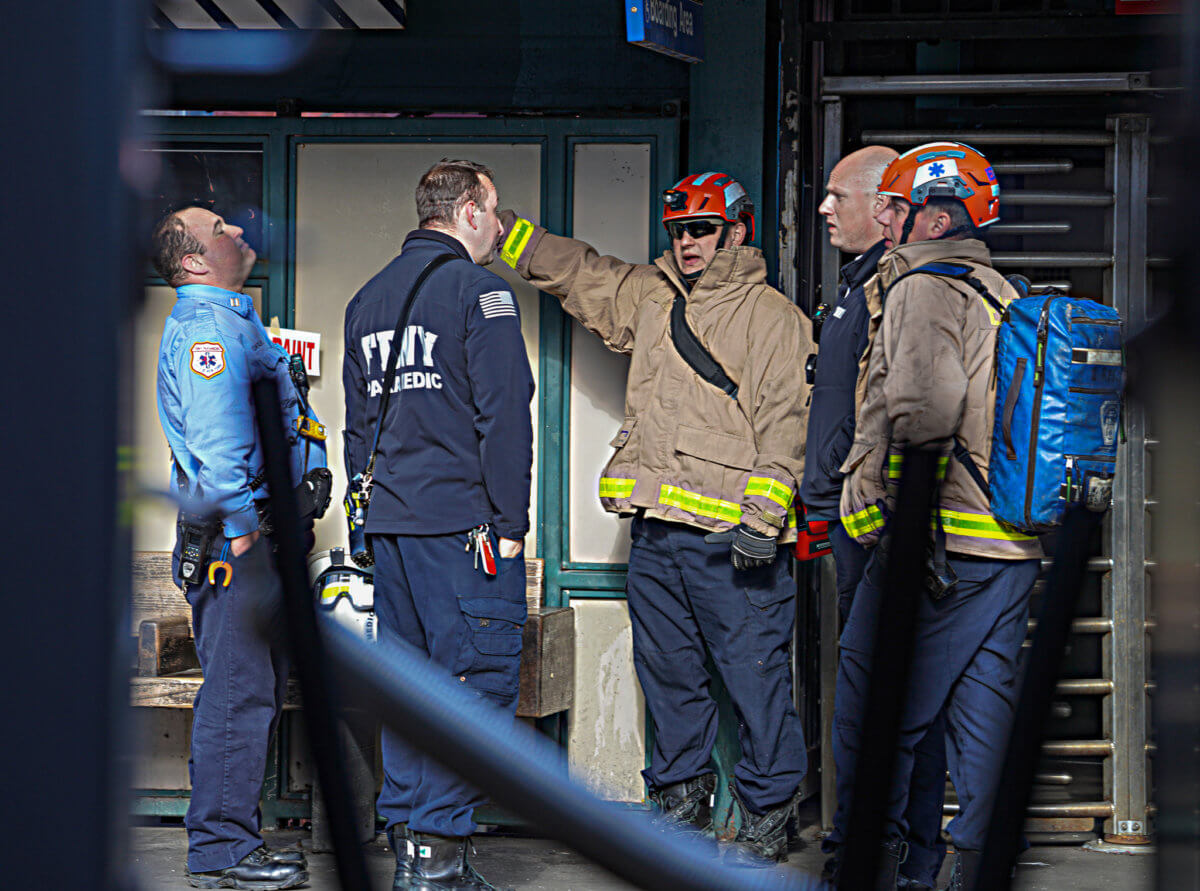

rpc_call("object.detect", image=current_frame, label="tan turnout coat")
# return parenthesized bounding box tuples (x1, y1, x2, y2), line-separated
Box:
(501, 216, 814, 541)
(839, 238, 1043, 560)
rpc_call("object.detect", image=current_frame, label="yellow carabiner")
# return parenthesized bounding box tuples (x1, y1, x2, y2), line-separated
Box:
(208, 560, 233, 588)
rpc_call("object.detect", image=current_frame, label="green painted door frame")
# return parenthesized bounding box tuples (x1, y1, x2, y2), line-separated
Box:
(139, 112, 680, 819)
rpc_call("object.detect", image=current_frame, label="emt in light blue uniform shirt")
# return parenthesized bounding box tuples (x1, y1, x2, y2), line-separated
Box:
(153, 207, 322, 888)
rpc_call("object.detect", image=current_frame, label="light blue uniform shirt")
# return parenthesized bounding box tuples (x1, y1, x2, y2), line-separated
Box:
(156, 284, 326, 537)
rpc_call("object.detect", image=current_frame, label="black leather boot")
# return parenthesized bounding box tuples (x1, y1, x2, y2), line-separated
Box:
(401, 832, 505, 891)
(187, 846, 308, 889)
(820, 851, 840, 884)
(648, 774, 716, 838)
(947, 849, 981, 891)
(257, 843, 306, 866)
(874, 839, 908, 891)
(724, 784, 795, 867)
(896, 876, 933, 891)
(388, 823, 414, 889)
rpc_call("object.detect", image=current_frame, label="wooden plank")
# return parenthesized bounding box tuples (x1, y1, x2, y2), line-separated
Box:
(131, 551, 189, 635)
(137, 617, 198, 677)
(131, 672, 302, 709)
(517, 607, 574, 718)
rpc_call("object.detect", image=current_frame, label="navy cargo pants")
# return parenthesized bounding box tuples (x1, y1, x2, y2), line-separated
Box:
(626, 516, 806, 812)
(372, 529, 527, 837)
(179, 533, 290, 874)
(824, 520, 948, 887)
(833, 549, 1039, 869)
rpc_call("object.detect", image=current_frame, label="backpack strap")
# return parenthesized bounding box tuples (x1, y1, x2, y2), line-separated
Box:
(669, 293, 739, 399)
(883, 261, 1008, 319)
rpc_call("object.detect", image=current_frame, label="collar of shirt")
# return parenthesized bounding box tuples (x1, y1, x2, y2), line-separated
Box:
(839, 239, 888, 293)
(402, 228, 474, 261)
(175, 284, 256, 318)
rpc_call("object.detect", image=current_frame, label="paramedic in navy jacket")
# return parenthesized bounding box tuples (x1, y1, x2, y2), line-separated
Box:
(343, 159, 534, 891)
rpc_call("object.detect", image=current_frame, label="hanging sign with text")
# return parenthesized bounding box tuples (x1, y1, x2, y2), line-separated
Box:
(625, 0, 703, 64)
(270, 328, 322, 377)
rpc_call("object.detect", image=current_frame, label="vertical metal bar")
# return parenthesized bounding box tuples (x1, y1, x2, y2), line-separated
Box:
(819, 555, 839, 830)
(820, 100, 842, 314)
(818, 95, 842, 832)
(1105, 113, 1152, 843)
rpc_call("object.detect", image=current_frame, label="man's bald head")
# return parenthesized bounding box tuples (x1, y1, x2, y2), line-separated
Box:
(818, 145, 900, 253)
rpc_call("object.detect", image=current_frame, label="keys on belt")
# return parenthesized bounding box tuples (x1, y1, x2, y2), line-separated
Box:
(466, 525, 497, 576)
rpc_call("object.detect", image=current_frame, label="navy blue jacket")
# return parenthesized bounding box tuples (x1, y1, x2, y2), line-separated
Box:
(799, 240, 887, 518)
(343, 230, 535, 539)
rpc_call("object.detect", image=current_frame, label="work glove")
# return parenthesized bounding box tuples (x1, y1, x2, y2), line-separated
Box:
(705, 524, 777, 571)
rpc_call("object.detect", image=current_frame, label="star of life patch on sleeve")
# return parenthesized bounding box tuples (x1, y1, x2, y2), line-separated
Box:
(478, 290, 517, 319)
(190, 341, 226, 379)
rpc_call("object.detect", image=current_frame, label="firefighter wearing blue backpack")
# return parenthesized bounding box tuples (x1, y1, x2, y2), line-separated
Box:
(832, 142, 1043, 891)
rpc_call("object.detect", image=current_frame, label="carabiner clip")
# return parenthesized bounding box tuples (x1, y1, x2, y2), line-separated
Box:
(208, 560, 233, 588)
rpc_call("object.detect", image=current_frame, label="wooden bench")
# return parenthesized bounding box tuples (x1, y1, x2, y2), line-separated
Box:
(131, 551, 574, 719)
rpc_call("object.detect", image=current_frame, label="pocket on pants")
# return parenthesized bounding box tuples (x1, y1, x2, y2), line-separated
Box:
(456, 595, 526, 696)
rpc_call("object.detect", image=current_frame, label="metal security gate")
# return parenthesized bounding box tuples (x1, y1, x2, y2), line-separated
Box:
(813, 74, 1156, 845)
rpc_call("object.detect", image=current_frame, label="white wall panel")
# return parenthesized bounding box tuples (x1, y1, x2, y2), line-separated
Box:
(294, 144, 541, 554)
(567, 143, 650, 564)
(566, 598, 646, 802)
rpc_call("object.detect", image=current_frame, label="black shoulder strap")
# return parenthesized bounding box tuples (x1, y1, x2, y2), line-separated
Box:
(669, 293, 738, 399)
(365, 252, 458, 472)
(884, 261, 1008, 318)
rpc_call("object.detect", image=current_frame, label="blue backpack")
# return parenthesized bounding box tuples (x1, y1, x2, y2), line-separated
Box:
(893, 263, 1124, 532)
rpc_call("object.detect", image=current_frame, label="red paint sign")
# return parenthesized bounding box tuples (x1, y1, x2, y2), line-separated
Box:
(1115, 0, 1180, 14)
(270, 328, 322, 376)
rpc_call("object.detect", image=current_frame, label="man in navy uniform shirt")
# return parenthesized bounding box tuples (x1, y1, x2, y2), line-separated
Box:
(343, 160, 534, 891)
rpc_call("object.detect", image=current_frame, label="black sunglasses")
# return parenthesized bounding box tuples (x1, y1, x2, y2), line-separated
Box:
(666, 219, 721, 241)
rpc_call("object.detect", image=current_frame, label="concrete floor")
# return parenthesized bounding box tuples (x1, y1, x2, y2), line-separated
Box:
(130, 814, 1154, 890)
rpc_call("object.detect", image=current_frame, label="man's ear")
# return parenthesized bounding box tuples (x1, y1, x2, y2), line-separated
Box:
(728, 221, 748, 247)
(872, 192, 887, 213)
(182, 253, 206, 275)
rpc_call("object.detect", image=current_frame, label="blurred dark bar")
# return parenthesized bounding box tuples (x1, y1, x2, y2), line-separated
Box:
(977, 507, 1103, 890)
(837, 447, 940, 890)
(253, 379, 371, 891)
(1, 0, 142, 888)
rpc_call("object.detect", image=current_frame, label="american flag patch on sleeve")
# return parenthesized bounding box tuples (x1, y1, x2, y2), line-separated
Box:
(478, 290, 517, 319)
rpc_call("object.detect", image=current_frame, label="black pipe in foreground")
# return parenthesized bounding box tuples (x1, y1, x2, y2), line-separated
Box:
(837, 447, 941, 890)
(323, 613, 823, 891)
(252, 379, 821, 891)
(975, 506, 1102, 891)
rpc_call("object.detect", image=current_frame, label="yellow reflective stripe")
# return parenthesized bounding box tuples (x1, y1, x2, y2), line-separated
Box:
(599, 477, 636, 499)
(939, 508, 1036, 542)
(843, 503, 885, 538)
(787, 504, 797, 529)
(658, 484, 742, 524)
(744, 476, 794, 510)
(886, 454, 949, 480)
(500, 218, 535, 268)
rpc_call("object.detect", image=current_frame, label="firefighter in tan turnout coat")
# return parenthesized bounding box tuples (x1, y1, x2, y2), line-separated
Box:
(499, 172, 813, 866)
